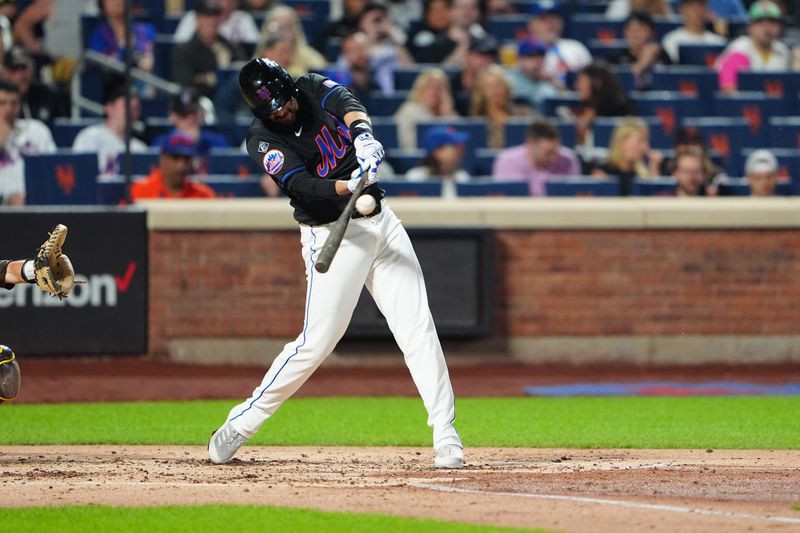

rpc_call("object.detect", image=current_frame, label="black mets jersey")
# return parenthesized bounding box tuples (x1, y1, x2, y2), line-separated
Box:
(245, 74, 384, 226)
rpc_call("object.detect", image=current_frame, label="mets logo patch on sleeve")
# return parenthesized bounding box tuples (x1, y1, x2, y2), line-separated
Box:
(263, 149, 285, 174)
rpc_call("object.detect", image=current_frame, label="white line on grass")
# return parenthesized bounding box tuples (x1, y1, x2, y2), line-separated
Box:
(408, 482, 800, 525)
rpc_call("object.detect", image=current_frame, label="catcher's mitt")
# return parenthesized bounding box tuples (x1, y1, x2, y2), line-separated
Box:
(0, 344, 20, 402)
(34, 224, 77, 299)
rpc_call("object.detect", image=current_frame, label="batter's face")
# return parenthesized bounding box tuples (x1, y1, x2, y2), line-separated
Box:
(265, 97, 299, 127)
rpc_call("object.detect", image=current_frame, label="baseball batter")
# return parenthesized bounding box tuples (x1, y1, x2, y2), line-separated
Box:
(208, 59, 464, 469)
(1, 224, 78, 402)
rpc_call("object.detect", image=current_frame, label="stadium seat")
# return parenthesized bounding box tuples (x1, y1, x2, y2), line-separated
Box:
(380, 180, 443, 197)
(505, 119, 580, 148)
(456, 180, 529, 197)
(24, 152, 99, 205)
(474, 149, 501, 176)
(567, 15, 681, 43)
(767, 117, 800, 150)
(681, 117, 754, 175)
(712, 91, 787, 139)
(631, 91, 702, 124)
(153, 34, 177, 80)
(650, 67, 718, 109)
(737, 71, 800, 104)
(486, 14, 530, 41)
(371, 118, 399, 150)
(393, 65, 459, 91)
(386, 149, 424, 174)
(718, 177, 792, 196)
(545, 177, 620, 197)
(127, 150, 160, 176)
(207, 149, 261, 175)
(368, 91, 407, 116)
(591, 117, 673, 151)
(631, 177, 676, 196)
(541, 93, 581, 118)
(677, 43, 726, 67)
(52, 118, 102, 148)
(587, 39, 628, 60)
(415, 119, 488, 152)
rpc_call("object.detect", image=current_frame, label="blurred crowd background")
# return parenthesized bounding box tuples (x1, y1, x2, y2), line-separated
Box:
(0, 0, 799, 205)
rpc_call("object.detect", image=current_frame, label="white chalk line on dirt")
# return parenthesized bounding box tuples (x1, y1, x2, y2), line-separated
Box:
(409, 482, 800, 525)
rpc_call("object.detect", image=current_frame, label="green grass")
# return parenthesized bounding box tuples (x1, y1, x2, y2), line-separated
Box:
(1, 397, 799, 448)
(794, 504, 800, 512)
(0, 505, 543, 533)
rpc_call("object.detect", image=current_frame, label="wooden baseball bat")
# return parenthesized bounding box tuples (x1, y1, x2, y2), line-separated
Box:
(314, 171, 368, 274)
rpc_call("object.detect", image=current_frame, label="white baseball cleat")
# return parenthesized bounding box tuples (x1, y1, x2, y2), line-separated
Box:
(208, 420, 248, 464)
(434, 444, 464, 469)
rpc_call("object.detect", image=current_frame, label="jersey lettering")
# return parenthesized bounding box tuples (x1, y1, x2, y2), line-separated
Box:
(315, 125, 347, 177)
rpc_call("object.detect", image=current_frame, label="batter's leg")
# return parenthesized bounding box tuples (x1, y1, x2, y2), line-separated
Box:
(364, 207, 461, 450)
(225, 223, 374, 438)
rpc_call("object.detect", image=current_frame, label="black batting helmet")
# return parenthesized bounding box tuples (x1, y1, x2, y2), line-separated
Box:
(239, 58, 299, 121)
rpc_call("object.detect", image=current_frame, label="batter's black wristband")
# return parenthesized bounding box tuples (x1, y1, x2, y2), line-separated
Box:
(349, 119, 373, 142)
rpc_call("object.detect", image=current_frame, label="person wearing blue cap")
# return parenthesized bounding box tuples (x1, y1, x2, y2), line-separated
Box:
(505, 38, 558, 113)
(406, 125, 471, 199)
(131, 132, 215, 200)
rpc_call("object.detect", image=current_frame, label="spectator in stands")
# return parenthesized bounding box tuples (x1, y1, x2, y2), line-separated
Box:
(408, 0, 469, 67)
(744, 149, 779, 196)
(131, 132, 216, 200)
(11, 0, 53, 55)
(0, 0, 16, 58)
(330, 31, 381, 108)
(659, 126, 725, 195)
(72, 82, 148, 179)
(0, 78, 55, 205)
(150, 88, 230, 174)
(469, 64, 534, 149)
(260, 33, 294, 70)
(671, 151, 708, 196)
(257, 6, 327, 78)
(607, 12, 672, 90)
(571, 61, 632, 147)
(505, 38, 558, 114)
(313, 0, 369, 54)
(450, 0, 488, 41)
(451, 35, 501, 115)
(395, 67, 458, 150)
(492, 119, 581, 197)
(592, 117, 661, 195)
(357, 2, 413, 95)
(88, 0, 157, 97)
(171, 0, 247, 99)
(175, 0, 259, 45)
(2, 45, 60, 124)
(526, 0, 592, 89)
(606, 0, 673, 20)
(716, 1, 791, 92)
(386, 0, 423, 33)
(662, 0, 727, 63)
(406, 125, 471, 200)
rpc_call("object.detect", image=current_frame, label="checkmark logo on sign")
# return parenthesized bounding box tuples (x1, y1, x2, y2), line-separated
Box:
(114, 262, 137, 293)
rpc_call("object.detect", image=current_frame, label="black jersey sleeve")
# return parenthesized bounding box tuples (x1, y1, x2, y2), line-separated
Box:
(245, 128, 340, 201)
(305, 74, 368, 124)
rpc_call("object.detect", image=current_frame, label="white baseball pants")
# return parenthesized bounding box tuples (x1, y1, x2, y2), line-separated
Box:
(226, 204, 462, 449)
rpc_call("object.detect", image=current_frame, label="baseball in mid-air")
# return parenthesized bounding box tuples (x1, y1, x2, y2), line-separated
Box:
(355, 194, 376, 215)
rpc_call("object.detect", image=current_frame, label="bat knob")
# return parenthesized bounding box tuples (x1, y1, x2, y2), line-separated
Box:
(314, 262, 329, 274)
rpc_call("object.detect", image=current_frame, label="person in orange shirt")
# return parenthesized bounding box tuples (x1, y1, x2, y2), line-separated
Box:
(131, 131, 216, 200)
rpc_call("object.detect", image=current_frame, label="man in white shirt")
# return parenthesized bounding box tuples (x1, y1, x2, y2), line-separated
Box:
(715, 0, 791, 91)
(662, 0, 727, 63)
(0, 79, 56, 205)
(72, 82, 148, 179)
(526, 0, 592, 88)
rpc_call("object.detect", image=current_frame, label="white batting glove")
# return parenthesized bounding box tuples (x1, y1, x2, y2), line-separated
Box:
(353, 132, 384, 168)
(347, 157, 381, 193)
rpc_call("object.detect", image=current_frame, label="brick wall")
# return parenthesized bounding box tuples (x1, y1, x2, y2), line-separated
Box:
(149, 229, 800, 355)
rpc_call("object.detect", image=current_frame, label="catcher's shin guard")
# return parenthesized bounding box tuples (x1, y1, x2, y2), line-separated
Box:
(0, 345, 20, 402)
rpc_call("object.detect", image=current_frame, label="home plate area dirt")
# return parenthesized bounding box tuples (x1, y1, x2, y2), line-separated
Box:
(2, 446, 799, 532)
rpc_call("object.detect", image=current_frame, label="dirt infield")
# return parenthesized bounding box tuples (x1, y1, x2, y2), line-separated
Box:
(2, 446, 799, 532)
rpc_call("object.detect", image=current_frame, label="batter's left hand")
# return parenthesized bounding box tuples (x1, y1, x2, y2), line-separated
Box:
(347, 158, 380, 192)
